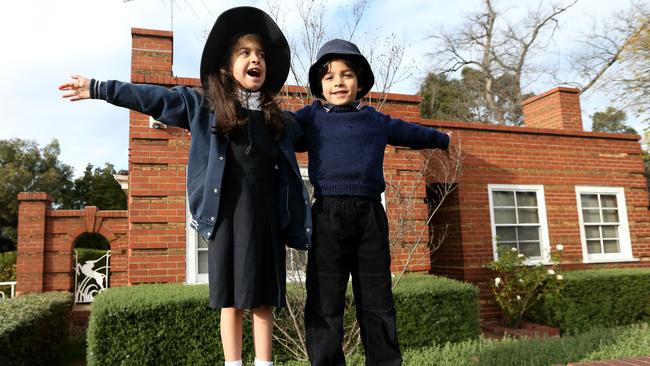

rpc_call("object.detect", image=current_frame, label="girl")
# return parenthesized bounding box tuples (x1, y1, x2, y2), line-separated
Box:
(59, 7, 311, 366)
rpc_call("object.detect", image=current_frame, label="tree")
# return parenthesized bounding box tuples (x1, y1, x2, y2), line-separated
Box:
(428, 0, 577, 125)
(570, 2, 649, 103)
(0, 138, 74, 252)
(590, 107, 637, 134)
(419, 71, 479, 121)
(267, 0, 413, 109)
(69, 163, 127, 210)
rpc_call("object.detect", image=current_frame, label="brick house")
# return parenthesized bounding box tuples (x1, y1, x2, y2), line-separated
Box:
(15, 28, 650, 318)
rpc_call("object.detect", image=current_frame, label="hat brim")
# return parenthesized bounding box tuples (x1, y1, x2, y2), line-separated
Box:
(308, 53, 374, 100)
(200, 7, 290, 94)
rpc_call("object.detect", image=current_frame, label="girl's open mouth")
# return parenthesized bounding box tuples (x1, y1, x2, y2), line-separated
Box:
(247, 68, 261, 77)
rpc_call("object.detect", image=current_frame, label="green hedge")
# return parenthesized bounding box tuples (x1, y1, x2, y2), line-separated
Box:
(87, 274, 480, 365)
(394, 274, 481, 347)
(0, 291, 73, 366)
(75, 248, 109, 265)
(529, 268, 650, 333)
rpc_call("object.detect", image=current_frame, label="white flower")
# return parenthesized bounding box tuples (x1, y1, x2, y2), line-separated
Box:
(556, 244, 564, 251)
(518, 254, 524, 258)
(495, 277, 501, 287)
(547, 269, 555, 275)
(511, 247, 518, 252)
(518, 279, 524, 283)
(556, 275, 563, 280)
(516, 295, 521, 300)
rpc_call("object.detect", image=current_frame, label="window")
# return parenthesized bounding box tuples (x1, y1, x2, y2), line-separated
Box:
(488, 185, 550, 262)
(576, 186, 633, 262)
(186, 198, 208, 284)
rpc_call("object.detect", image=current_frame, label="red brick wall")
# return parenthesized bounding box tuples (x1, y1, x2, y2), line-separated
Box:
(125, 28, 650, 286)
(16, 193, 128, 295)
(522, 87, 583, 131)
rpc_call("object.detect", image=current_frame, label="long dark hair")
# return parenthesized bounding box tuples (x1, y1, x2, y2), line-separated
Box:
(203, 33, 284, 140)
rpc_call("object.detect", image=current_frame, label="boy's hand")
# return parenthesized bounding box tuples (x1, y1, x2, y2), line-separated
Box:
(59, 75, 91, 101)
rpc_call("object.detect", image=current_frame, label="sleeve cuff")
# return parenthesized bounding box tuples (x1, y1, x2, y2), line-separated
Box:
(89, 79, 106, 100)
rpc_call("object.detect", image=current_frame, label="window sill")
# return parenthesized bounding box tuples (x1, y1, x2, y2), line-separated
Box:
(582, 257, 639, 264)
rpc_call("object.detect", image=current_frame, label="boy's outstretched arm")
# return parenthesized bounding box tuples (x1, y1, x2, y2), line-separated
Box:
(58, 75, 91, 101)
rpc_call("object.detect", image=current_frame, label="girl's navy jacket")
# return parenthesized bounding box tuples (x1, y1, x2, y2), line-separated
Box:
(89, 79, 312, 250)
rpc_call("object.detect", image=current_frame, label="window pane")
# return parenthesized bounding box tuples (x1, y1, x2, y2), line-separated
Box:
(587, 240, 602, 254)
(603, 240, 620, 253)
(584, 226, 600, 239)
(517, 227, 539, 241)
(516, 191, 537, 206)
(518, 208, 539, 223)
(600, 195, 618, 208)
(602, 209, 619, 223)
(496, 227, 517, 242)
(601, 225, 618, 239)
(519, 242, 541, 258)
(493, 191, 515, 206)
(497, 243, 513, 255)
(198, 236, 209, 249)
(495, 208, 516, 224)
(198, 251, 209, 274)
(582, 209, 601, 223)
(581, 194, 599, 208)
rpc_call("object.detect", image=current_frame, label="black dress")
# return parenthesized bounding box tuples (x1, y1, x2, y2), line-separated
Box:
(207, 110, 286, 309)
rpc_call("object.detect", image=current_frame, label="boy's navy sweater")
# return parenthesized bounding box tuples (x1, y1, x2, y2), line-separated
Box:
(293, 101, 450, 199)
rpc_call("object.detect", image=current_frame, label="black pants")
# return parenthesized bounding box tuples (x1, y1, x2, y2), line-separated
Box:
(305, 196, 402, 366)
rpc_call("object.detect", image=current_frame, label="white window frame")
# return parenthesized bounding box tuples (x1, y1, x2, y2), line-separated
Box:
(488, 184, 551, 264)
(575, 186, 635, 263)
(186, 194, 208, 285)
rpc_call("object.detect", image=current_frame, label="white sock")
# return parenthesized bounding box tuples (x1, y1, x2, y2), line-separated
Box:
(254, 360, 273, 366)
(224, 361, 242, 366)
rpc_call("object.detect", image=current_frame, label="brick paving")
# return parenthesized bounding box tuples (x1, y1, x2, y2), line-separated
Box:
(566, 356, 650, 365)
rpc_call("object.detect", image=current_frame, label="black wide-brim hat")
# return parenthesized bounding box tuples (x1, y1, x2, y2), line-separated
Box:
(308, 39, 375, 100)
(200, 6, 290, 94)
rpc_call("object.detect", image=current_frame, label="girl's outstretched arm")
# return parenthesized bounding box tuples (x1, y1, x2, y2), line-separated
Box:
(58, 75, 90, 101)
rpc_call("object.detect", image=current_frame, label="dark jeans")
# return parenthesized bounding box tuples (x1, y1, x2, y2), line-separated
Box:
(305, 196, 402, 366)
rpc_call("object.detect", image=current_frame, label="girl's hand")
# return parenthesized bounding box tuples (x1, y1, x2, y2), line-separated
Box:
(59, 75, 91, 101)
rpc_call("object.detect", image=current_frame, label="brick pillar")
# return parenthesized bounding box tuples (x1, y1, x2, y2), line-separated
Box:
(522, 87, 583, 131)
(131, 28, 173, 80)
(16, 192, 52, 294)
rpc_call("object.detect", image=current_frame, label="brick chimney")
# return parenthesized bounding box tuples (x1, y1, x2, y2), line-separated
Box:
(522, 87, 583, 131)
(130, 28, 173, 80)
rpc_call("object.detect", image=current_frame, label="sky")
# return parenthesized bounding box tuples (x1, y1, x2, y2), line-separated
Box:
(0, 0, 644, 178)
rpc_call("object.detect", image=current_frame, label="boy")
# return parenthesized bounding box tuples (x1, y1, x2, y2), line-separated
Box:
(293, 39, 451, 366)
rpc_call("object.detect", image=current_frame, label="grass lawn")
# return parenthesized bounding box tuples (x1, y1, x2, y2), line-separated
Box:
(56, 322, 650, 366)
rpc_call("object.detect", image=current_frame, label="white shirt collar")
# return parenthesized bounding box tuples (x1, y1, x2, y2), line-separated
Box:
(238, 89, 262, 111)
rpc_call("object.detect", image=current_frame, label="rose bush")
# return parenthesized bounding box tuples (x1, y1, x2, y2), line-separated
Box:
(485, 244, 565, 328)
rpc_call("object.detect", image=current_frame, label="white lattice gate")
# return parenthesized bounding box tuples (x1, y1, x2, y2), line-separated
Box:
(73, 250, 110, 304)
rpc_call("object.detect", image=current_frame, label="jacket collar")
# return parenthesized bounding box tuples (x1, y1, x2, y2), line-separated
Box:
(321, 101, 362, 113)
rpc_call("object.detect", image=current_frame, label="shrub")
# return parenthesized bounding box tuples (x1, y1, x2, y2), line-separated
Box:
(0, 251, 16, 298)
(529, 268, 650, 333)
(0, 291, 73, 366)
(393, 274, 481, 347)
(87, 275, 480, 364)
(484, 245, 564, 328)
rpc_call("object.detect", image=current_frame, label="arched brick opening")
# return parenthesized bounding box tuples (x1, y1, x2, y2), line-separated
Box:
(15, 193, 128, 295)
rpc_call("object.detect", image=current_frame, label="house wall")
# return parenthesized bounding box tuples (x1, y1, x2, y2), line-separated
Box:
(15, 29, 650, 322)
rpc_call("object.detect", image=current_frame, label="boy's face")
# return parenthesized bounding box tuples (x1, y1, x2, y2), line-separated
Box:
(321, 59, 361, 106)
(230, 36, 266, 92)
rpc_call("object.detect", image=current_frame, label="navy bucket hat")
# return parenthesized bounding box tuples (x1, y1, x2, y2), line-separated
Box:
(200, 6, 290, 94)
(308, 39, 375, 100)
